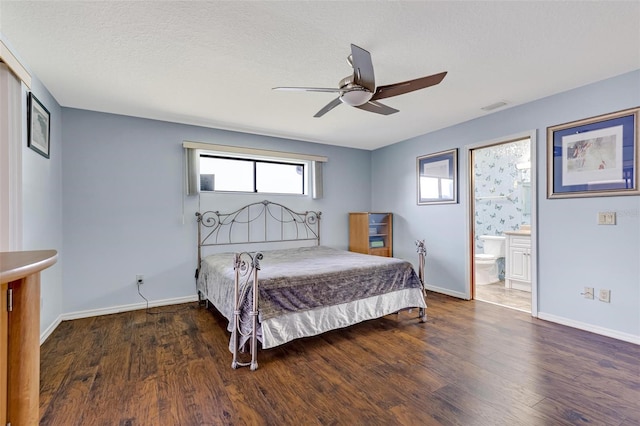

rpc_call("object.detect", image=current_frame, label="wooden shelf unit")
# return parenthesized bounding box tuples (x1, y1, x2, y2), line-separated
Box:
(349, 212, 393, 257)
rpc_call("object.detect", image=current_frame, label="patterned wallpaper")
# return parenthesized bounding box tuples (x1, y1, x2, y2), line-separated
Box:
(473, 138, 531, 259)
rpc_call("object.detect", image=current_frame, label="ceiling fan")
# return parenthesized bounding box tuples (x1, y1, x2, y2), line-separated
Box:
(273, 44, 447, 118)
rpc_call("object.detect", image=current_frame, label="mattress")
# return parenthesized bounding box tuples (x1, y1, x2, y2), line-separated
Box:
(197, 245, 426, 349)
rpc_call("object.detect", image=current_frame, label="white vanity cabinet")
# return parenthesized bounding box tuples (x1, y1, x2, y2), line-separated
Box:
(505, 231, 531, 292)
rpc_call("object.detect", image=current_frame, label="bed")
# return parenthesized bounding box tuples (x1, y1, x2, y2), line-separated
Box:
(195, 200, 427, 370)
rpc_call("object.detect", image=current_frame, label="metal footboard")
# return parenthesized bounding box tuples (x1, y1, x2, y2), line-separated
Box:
(230, 243, 427, 371)
(231, 251, 262, 371)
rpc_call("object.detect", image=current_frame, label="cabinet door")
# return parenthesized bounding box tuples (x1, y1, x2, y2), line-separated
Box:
(508, 246, 530, 281)
(1, 283, 6, 425)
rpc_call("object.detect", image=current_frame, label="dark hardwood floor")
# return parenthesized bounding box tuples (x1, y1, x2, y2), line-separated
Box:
(39, 292, 640, 425)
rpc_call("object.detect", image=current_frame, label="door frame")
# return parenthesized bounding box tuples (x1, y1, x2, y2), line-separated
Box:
(464, 130, 538, 317)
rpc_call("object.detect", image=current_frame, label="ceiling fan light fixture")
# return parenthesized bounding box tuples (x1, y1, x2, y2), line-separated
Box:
(275, 44, 447, 117)
(340, 89, 373, 106)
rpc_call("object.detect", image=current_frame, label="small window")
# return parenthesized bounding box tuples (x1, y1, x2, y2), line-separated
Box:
(199, 154, 306, 195)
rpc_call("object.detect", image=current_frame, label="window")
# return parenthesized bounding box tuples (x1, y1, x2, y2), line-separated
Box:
(199, 155, 306, 195)
(183, 141, 327, 198)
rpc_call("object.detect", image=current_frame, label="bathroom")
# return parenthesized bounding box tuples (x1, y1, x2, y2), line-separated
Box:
(472, 137, 531, 311)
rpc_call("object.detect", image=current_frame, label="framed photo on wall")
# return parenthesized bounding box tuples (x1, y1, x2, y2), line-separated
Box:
(27, 92, 51, 159)
(417, 148, 458, 205)
(547, 107, 639, 198)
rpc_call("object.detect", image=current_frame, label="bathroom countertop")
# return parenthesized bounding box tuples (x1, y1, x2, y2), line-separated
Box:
(504, 230, 531, 236)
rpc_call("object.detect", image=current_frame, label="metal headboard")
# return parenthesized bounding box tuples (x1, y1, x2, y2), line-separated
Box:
(195, 200, 321, 267)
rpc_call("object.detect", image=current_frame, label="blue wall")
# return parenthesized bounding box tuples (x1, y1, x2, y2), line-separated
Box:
(61, 109, 372, 313)
(16, 68, 65, 338)
(372, 70, 640, 341)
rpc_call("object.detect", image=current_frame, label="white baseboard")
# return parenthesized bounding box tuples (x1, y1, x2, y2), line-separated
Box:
(40, 315, 63, 345)
(40, 295, 199, 345)
(538, 312, 640, 345)
(425, 284, 468, 300)
(61, 295, 199, 321)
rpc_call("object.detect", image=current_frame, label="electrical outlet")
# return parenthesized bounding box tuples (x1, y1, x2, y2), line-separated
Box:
(597, 212, 616, 225)
(136, 274, 144, 285)
(598, 289, 611, 303)
(582, 287, 594, 299)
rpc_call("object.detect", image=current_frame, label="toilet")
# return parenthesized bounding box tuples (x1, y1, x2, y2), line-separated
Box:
(475, 235, 506, 285)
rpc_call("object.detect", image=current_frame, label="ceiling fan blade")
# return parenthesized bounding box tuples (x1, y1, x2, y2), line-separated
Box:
(273, 86, 343, 93)
(350, 44, 376, 92)
(314, 97, 343, 118)
(355, 101, 399, 116)
(370, 71, 447, 101)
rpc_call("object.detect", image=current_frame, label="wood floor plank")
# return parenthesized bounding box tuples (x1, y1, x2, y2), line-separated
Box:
(156, 371, 200, 425)
(388, 403, 446, 426)
(39, 352, 75, 418)
(572, 368, 640, 410)
(224, 382, 269, 425)
(127, 320, 159, 383)
(532, 396, 623, 425)
(433, 382, 554, 426)
(39, 292, 640, 425)
(39, 362, 99, 426)
(184, 358, 237, 425)
(119, 375, 160, 425)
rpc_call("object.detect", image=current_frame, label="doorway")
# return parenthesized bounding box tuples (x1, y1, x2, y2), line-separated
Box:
(469, 135, 536, 313)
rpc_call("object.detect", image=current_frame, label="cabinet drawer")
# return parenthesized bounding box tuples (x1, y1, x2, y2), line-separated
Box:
(510, 236, 531, 247)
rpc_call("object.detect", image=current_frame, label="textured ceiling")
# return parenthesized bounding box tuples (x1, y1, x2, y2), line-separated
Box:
(1, 1, 639, 150)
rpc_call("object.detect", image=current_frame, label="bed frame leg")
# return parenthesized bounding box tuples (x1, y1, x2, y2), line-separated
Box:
(416, 240, 428, 323)
(249, 258, 260, 371)
(231, 319, 240, 369)
(197, 291, 207, 307)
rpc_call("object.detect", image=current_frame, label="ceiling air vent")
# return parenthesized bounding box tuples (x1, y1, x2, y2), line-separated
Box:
(481, 101, 508, 112)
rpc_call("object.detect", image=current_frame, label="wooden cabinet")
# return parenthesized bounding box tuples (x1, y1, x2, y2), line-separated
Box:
(349, 212, 393, 257)
(505, 232, 531, 291)
(1, 250, 57, 426)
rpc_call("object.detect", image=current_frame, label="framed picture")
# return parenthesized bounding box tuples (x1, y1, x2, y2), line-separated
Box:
(27, 92, 50, 158)
(417, 148, 458, 205)
(547, 107, 639, 198)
